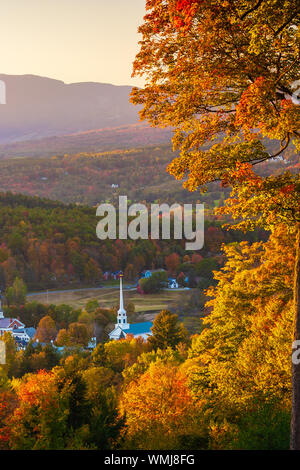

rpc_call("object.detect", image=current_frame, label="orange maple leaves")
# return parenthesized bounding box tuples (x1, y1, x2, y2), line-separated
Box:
(17, 370, 57, 407)
(174, 0, 199, 29)
(225, 162, 263, 188)
(235, 76, 300, 142)
(0, 391, 17, 447)
(121, 362, 195, 438)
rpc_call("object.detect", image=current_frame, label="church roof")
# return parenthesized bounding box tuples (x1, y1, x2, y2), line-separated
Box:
(126, 321, 153, 336)
(109, 321, 153, 339)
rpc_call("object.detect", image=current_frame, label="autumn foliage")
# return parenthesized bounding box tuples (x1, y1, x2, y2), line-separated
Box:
(0, 226, 295, 449)
(120, 362, 200, 449)
(0, 0, 299, 451)
(132, 0, 299, 225)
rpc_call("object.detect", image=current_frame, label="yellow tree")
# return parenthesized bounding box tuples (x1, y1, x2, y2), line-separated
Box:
(132, 0, 300, 448)
(120, 361, 206, 449)
(185, 225, 295, 447)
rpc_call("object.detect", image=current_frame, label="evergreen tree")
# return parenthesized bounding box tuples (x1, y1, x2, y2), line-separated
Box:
(148, 310, 188, 350)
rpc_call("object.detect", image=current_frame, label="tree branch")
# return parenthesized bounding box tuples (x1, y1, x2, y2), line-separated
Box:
(252, 134, 291, 165)
(240, 0, 264, 20)
(274, 10, 300, 37)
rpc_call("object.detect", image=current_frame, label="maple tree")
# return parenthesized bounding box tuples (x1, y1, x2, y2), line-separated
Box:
(5, 277, 27, 306)
(187, 226, 294, 399)
(81, 367, 115, 400)
(132, 0, 300, 448)
(8, 370, 67, 449)
(0, 391, 17, 449)
(66, 322, 91, 348)
(102, 335, 149, 373)
(1, 332, 18, 378)
(120, 361, 206, 449)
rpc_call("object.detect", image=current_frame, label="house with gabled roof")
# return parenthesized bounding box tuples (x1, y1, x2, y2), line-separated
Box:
(0, 315, 25, 337)
(0, 291, 26, 339)
(109, 273, 153, 341)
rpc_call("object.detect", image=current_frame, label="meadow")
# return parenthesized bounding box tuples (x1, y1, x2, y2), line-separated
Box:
(27, 286, 193, 321)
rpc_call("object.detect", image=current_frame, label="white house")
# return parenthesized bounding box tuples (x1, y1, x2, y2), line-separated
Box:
(109, 274, 153, 341)
(168, 278, 179, 289)
(12, 328, 36, 343)
(0, 293, 25, 336)
(0, 316, 25, 337)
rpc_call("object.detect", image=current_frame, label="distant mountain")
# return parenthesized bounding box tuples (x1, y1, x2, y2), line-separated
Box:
(0, 74, 145, 144)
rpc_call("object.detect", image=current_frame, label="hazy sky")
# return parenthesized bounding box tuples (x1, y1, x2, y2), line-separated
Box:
(1, 0, 147, 86)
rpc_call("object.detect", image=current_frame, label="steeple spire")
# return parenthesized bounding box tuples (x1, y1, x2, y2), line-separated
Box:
(116, 273, 129, 330)
(119, 274, 125, 313)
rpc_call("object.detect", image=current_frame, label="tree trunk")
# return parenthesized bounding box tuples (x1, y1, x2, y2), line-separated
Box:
(291, 227, 300, 449)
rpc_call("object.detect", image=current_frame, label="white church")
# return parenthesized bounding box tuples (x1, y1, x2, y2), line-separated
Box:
(109, 273, 153, 341)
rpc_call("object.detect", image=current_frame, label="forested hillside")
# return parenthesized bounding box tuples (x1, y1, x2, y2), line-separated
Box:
(0, 145, 225, 206)
(0, 143, 297, 206)
(0, 225, 295, 450)
(0, 123, 172, 159)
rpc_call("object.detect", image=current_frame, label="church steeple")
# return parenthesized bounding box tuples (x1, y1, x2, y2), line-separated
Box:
(116, 273, 129, 330)
(0, 290, 3, 319)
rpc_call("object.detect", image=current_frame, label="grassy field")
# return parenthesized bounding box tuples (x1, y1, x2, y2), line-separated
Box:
(27, 287, 193, 321)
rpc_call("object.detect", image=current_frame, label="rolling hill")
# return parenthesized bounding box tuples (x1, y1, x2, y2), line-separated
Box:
(0, 143, 296, 208)
(0, 122, 172, 159)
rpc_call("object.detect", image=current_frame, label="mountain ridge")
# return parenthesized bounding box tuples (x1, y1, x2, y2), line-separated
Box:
(0, 74, 143, 144)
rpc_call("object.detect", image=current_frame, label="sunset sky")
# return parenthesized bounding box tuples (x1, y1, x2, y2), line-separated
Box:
(0, 0, 146, 86)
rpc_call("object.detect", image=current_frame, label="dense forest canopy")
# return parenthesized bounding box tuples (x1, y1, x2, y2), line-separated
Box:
(0, 224, 295, 450)
(0, 192, 266, 291)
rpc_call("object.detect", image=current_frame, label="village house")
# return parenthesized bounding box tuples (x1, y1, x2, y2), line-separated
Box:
(0, 292, 36, 348)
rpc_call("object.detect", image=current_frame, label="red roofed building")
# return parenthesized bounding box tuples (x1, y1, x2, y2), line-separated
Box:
(0, 292, 25, 336)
